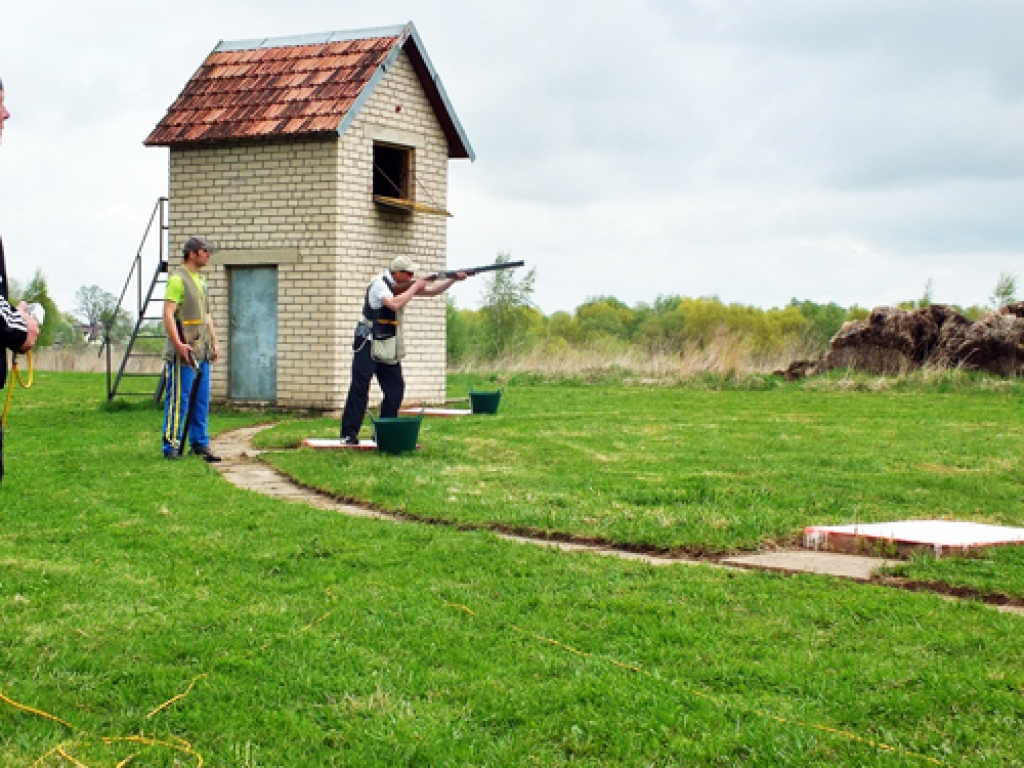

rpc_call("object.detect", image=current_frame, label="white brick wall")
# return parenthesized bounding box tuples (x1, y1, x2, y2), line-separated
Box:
(167, 48, 456, 411)
(337, 49, 451, 407)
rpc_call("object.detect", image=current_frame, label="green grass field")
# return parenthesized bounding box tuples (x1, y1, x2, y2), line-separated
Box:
(2, 372, 1023, 766)
(258, 373, 1024, 553)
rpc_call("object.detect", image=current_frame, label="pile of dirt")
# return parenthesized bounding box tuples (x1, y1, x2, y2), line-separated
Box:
(777, 302, 1024, 379)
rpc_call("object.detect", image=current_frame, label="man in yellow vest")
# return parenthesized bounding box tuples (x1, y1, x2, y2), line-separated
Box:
(162, 237, 221, 461)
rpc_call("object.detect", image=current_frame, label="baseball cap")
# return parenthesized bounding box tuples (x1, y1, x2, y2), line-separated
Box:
(183, 236, 216, 256)
(390, 255, 418, 273)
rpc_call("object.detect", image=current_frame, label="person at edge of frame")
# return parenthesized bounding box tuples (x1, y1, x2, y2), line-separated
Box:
(162, 236, 222, 462)
(0, 76, 41, 485)
(339, 255, 469, 444)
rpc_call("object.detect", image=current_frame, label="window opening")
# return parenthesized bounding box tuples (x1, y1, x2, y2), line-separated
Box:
(372, 141, 452, 217)
(373, 143, 411, 200)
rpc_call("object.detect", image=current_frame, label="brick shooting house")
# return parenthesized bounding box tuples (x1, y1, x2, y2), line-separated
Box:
(144, 22, 474, 410)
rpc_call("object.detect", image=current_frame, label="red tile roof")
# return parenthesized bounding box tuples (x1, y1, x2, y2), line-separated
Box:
(145, 35, 398, 146)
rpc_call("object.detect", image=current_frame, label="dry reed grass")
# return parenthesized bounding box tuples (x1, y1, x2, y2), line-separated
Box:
(452, 332, 819, 382)
(454, 334, 1020, 393)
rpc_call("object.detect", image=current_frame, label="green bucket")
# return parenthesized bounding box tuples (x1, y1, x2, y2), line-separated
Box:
(372, 415, 422, 454)
(469, 388, 502, 415)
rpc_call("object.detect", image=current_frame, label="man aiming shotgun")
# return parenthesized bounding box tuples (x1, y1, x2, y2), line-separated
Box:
(162, 237, 221, 462)
(339, 257, 524, 444)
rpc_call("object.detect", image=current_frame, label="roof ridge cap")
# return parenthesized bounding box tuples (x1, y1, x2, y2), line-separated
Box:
(215, 24, 409, 53)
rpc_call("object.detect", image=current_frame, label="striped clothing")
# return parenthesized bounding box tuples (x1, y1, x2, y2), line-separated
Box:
(1, 237, 29, 389)
(1, 235, 29, 485)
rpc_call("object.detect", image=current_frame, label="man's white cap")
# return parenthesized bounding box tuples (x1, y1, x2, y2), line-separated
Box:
(390, 256, 418, 273)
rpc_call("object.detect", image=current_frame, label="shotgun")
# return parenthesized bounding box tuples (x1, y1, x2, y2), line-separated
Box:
(173, 318, 202, 457)
(391, 261, 526, 296)
(426, 261, 525, 280)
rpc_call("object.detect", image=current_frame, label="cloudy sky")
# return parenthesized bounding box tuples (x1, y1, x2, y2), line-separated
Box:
(0, 0, 1021, 316)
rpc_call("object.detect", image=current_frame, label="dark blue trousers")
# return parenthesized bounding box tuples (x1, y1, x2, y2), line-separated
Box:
(340, 343, 404, 440)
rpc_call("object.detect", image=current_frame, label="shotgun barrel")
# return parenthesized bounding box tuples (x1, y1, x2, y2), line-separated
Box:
(427, 260, 525, 280)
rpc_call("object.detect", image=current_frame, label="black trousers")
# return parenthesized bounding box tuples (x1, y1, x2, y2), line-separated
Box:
(340, 343, 405, 439)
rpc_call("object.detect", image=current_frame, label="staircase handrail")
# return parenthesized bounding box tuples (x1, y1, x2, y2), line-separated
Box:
(103, 197, 169, 400)
(100, 196, 168, 357)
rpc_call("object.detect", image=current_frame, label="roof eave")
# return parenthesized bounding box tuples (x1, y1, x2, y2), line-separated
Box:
(401, 23, 475, 161)
(337, 22, 475, 161)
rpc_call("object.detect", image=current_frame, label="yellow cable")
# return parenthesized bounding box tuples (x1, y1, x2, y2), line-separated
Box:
(0, 689, 73, 728)
(55, 745, 89, 767)
(1, 350, 33, 429)
(3, 680, 208, 767)
(29, 744, 63, 768)
(144, 674, 207, 720)
(103, 735, 203, 767)
(13, 349, 35, 387)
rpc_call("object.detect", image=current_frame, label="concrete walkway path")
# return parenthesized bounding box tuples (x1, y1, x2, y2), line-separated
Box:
(211, 425, 1022, 616)
(721, 551, 896, 581)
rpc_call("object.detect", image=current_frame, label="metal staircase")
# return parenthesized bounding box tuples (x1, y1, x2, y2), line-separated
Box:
(102, 197, 170, 401)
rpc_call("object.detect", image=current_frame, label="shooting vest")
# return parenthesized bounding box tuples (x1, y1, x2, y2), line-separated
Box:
(164, 266, 213, 362)
(359, 272, 406, 364)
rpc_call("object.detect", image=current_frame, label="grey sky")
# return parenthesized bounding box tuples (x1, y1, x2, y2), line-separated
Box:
(0, 0, 1021, 316)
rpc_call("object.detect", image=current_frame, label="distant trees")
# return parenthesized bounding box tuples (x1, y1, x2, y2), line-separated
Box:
(19, 270, 63, 348)
(789, 299, 850, 346)
(447, 273, 869, 366)
(74, 285, 116, 329)
(448, 253, 539, 363)
(477, 253, 538, 358)
(541, 295, 840, 356)
(74, 284, 132, 343)
(0, 275, 135, 348)
(445, 261, 1024, 368)
(990, 271, 1018, 308)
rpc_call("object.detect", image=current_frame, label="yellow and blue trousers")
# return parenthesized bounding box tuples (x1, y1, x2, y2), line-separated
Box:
(162, 357, 211, 457)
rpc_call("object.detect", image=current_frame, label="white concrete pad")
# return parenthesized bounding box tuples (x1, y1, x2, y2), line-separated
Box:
(398, 408, 472, 417)
(805, 520, 1024, 557)
(301, 438, 378, 450)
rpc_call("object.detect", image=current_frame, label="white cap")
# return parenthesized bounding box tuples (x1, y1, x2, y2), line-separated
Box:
(390, 256, 418, 273)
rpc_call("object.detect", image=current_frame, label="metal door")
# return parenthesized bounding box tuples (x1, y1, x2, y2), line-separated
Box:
(229, 266, 278, 400)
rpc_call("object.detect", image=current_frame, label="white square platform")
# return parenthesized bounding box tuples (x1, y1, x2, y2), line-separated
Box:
(804, 520, 1024, 558)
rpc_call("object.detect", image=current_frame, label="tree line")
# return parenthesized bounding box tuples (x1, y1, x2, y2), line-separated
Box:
(448, 257, 1014, 364)
(6, 271, 135, 348)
